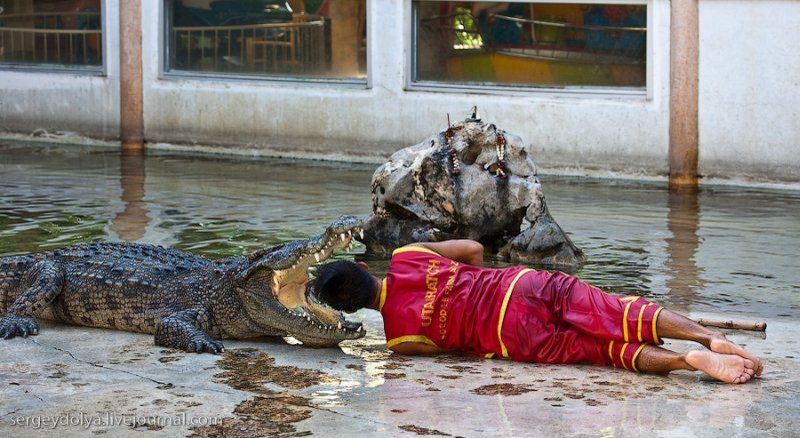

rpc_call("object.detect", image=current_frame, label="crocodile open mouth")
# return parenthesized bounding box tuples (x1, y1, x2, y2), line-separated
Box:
(270, 220, 366, 343)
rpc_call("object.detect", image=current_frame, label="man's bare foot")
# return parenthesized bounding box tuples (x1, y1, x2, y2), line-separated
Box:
(685, 350, 756, 384)
(709, 334, 764, 376)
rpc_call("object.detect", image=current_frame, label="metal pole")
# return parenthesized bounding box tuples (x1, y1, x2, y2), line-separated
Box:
(119, 0, 144, 153)
(669, 0, 699, 189)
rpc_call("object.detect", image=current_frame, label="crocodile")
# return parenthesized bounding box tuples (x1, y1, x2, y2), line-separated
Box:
(0, 216, 366, 353)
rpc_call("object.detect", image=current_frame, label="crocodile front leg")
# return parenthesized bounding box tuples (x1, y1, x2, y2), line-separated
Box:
(154, 308, 224, 354)
(0, 260, 64, 339)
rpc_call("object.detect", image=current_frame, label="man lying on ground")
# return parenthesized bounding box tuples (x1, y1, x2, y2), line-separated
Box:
(313, 240, 764, 383)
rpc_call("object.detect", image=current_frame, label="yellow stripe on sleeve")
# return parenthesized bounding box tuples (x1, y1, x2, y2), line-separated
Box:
(497, 269, 533, 358)
(391, 246, 441, 257)
(652, 307, 664, 344)
(378, 278, 387, 312)
(386, 335, 436, 349)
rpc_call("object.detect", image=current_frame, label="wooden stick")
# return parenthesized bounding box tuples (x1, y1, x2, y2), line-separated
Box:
(695, 318, 766, 332)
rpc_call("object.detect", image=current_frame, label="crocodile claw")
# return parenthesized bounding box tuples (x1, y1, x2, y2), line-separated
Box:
(185, 336, 225, 354)
(0, 313, 40, 339)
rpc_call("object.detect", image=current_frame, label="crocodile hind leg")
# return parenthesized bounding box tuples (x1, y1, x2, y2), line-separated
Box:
(155, 308, 224, 354)
(0, 260, 64, 339)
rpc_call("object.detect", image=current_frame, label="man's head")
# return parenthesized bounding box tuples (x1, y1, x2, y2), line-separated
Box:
(313, 260, 377, 312)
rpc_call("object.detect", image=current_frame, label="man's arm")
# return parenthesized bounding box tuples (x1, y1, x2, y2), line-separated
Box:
(390, 341, 443, 356)
(416, 239, 484, 266)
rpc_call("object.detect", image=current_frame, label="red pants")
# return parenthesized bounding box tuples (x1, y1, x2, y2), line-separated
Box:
(500, 270, 664, 372)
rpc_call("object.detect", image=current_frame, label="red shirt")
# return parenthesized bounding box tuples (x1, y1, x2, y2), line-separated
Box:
(380, 246, 532, 357)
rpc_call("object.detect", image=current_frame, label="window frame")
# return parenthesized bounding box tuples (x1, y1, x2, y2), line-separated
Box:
(0, 0, 107, 75)
(405, 0, 652, 98)
(159, 0, 370, 87)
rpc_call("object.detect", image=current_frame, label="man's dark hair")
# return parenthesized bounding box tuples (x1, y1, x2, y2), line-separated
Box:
(313, 260, 375, 313)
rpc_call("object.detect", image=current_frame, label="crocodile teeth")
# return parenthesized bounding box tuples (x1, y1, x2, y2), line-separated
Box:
(347, 230, 352, 237)
(340, 233, 346, 241)
(358, 230, 364, 239)
(314, 253, 320, 262)
(337, 322, 342, 330)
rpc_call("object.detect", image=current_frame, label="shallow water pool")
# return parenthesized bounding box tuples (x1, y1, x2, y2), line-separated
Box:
(1, 144, 798, 321)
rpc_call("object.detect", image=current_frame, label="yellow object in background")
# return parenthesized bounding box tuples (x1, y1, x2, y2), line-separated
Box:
(445, 52, 644, 87)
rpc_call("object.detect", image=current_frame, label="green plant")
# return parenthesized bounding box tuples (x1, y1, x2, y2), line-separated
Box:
(453, 7, 482, 49)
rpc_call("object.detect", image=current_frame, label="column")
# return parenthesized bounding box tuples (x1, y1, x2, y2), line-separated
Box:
(119, 0, 144, 153)
(669, 0, 699, 189)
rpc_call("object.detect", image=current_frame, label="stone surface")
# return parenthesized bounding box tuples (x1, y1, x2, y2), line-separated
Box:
(1, 310, 797, 436)
(360, 111, 584, 268)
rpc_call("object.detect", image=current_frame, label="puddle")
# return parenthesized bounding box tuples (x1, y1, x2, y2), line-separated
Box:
(192, 348, 331, 437)
(399, 424, 452, 436)
(472, 383, 536, 396)
(212, 348, 334, 392)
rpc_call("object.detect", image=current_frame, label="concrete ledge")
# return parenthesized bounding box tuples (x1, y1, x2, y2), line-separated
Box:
(2, 132, 799, 191)
(0, 131, 119, 149)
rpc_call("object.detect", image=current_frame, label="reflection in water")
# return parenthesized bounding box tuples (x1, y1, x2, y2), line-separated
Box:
(664, 189, 704, 310)
(110, 153, 150, 241)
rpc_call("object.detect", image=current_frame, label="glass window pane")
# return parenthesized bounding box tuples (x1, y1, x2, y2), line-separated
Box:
(167, 0, 367, 81)
(414, 2, 646, 89)
(0, 0, 103, 68)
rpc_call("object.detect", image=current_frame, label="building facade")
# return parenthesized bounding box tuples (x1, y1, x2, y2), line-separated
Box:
(0, 0, 798, 182)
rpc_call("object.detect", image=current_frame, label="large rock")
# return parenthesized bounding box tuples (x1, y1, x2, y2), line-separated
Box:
(358, 108, 584, 268)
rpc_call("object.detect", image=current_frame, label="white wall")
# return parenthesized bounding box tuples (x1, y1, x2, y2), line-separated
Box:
(142, 0, 672, 174)
(0, 1, 120, 139)
(698, 1, 800, 182)
(0, 0, 797, 183)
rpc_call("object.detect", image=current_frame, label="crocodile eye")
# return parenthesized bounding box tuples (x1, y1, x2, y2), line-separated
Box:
(379, 186, 386, 195)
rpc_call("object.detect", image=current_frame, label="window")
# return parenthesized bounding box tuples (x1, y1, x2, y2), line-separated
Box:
(165, 0, 367, 81)
(413, 2, 647, 90)
(0, 0, 103, 70)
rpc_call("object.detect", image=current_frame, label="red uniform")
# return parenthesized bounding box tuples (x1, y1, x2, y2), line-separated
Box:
(380, 246, 664, 371)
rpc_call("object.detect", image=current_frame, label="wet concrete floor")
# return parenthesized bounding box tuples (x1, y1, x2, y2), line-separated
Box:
(1, 311, 797, 437)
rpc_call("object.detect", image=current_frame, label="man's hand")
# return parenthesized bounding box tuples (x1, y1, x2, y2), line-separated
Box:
(416, 239, 484, 266)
